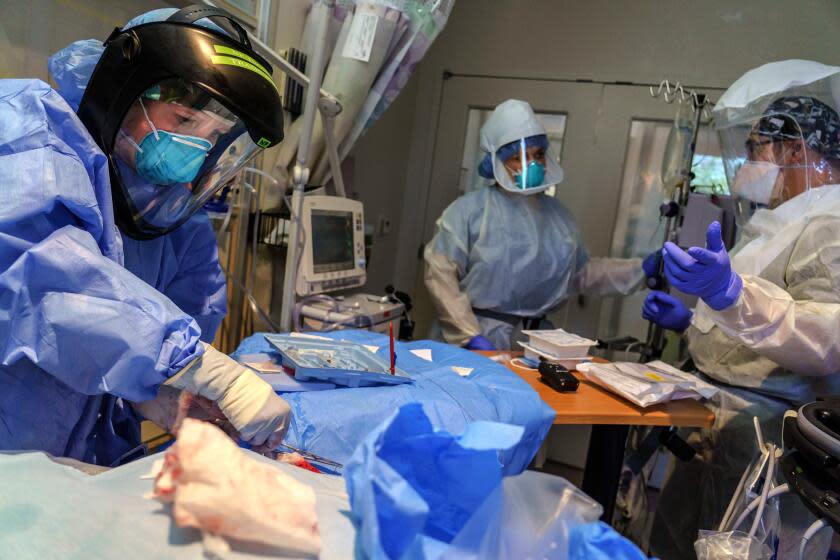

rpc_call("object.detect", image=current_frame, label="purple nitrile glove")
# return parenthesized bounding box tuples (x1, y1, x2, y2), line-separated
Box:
(463, 335, 495, 351)
(642, 249, 662, 279)
(662, 221, 743, 311)
(642, 291, 693, 332)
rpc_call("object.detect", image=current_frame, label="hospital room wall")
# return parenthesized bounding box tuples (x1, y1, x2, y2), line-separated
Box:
(0, 0, 168, 80)
(390, 0, 840, 293)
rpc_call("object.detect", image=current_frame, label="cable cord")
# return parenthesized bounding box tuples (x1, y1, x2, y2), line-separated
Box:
(749, 444, 777, 538)
(799, 518, 828, 560)
(719, 459, 755, 531)
(732, 483, 790, 533)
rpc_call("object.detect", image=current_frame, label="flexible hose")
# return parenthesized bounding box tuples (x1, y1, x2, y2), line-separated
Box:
(733, 483, 789, 533)
(749, 444, 776, 538)
(799, 518, 828, 560)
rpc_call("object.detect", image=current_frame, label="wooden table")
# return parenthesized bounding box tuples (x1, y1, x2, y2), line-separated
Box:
(479, 351, 714, 521)
(501, 356, 714, 428)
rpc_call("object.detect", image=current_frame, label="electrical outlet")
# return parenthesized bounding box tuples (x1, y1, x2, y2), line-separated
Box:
(377, 214, 391, 236)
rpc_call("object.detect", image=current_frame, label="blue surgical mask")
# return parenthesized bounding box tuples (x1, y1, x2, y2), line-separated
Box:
(126, 99, 213, 185)
(513, 160, 546, 189)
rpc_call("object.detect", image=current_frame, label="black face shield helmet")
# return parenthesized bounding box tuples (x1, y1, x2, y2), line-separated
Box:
(77, 5, 284, 240)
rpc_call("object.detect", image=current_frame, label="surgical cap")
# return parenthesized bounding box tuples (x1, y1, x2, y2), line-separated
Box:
(478, 134, 549, 179)
(757, 96, 840, 160)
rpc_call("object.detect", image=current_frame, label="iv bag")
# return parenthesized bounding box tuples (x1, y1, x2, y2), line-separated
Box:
(660, 101, 696, 196)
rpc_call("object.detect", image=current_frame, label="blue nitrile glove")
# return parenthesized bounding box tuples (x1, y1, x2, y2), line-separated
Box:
(642, 291, 692, 332)
(642, 249, 662, 279)
(464, 335, 495, 351)
(662, 221, 743, 311)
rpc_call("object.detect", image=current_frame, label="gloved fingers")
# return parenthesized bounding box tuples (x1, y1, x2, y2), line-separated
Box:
(648, 291, 677, 306)
(642, 302, 659, 317)
(663, 242, 698, 271)
(465, 335, 495, 351)
(643, 291, 660, 305)
(705, 221, 724, 252)
(642, 308, 656, 321)
(663, 258, 695, 284)
(686, 246, 720, 265)
(265, 429, 289, 451)
(241, 411, 290, 447)
(643, 249, 663, 276)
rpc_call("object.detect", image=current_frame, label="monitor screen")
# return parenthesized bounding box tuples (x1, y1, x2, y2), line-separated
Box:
(311, 209, 355, 273)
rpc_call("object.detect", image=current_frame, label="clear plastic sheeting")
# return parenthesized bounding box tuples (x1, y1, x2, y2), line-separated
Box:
(442, 477, 611, 560)
(334, 0, 455, 174)
(694, 530, 773, 560)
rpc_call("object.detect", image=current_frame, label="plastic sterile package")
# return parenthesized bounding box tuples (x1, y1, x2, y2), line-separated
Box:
(694, 530, 773, 560)
(576, 360, 718, 407)
(441, 473, 606, 560)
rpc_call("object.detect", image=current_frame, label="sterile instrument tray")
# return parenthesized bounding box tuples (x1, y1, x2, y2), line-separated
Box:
(264, 334, 412, 388)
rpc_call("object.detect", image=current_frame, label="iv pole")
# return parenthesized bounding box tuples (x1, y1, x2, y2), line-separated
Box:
(640, 81, 713, 361)
(258, 1, 342, 333)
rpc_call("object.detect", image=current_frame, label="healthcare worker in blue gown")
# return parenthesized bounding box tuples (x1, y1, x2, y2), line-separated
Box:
(424, 99, 658, 351)
(0, 5, 292, 466)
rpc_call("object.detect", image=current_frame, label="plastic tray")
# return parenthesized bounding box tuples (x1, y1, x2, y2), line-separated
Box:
(522, 328, 596, 359)
(264, 334, 412, 388)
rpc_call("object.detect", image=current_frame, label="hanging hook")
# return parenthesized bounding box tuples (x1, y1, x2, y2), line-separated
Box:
(651, 79, 716, 116)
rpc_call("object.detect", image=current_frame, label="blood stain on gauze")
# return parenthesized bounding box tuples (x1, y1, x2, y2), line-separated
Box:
(154, 419, 321, 556)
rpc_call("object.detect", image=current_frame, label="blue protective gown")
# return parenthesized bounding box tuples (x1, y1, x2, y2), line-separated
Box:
(0, 74, 226, 463)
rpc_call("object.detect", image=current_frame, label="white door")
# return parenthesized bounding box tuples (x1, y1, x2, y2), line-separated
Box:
(413, 75, 725, 343)
(595, 85, 726, 343)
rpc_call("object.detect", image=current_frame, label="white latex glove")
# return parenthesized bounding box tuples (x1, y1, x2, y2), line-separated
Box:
(165, 343, 292, 447)
(131, 384, 182, 432)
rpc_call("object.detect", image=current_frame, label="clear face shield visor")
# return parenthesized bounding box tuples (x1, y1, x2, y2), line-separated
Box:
(718, 113, 815, 231)
(491, 137, 564, 195)
(113, 78, 260, 232)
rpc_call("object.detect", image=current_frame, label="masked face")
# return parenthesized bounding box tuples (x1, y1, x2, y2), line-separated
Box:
(732, 161, 781, 206)
(735, 135, 807, 208)
(120, 98, 220, 186)
(110, 79, 259, 238)
(504, 144, 548, 190)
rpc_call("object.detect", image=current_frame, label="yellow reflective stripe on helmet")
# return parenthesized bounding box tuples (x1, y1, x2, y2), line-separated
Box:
(213, 45, 270, 75)
(210, 45, 275, 89)
(210, 55, 276, 89)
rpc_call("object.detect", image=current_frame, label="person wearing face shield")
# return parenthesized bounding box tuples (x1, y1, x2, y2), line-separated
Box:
(641, 61, 840, 559)
(424, 100, 658, 351)
(0, 5, 292, 466)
